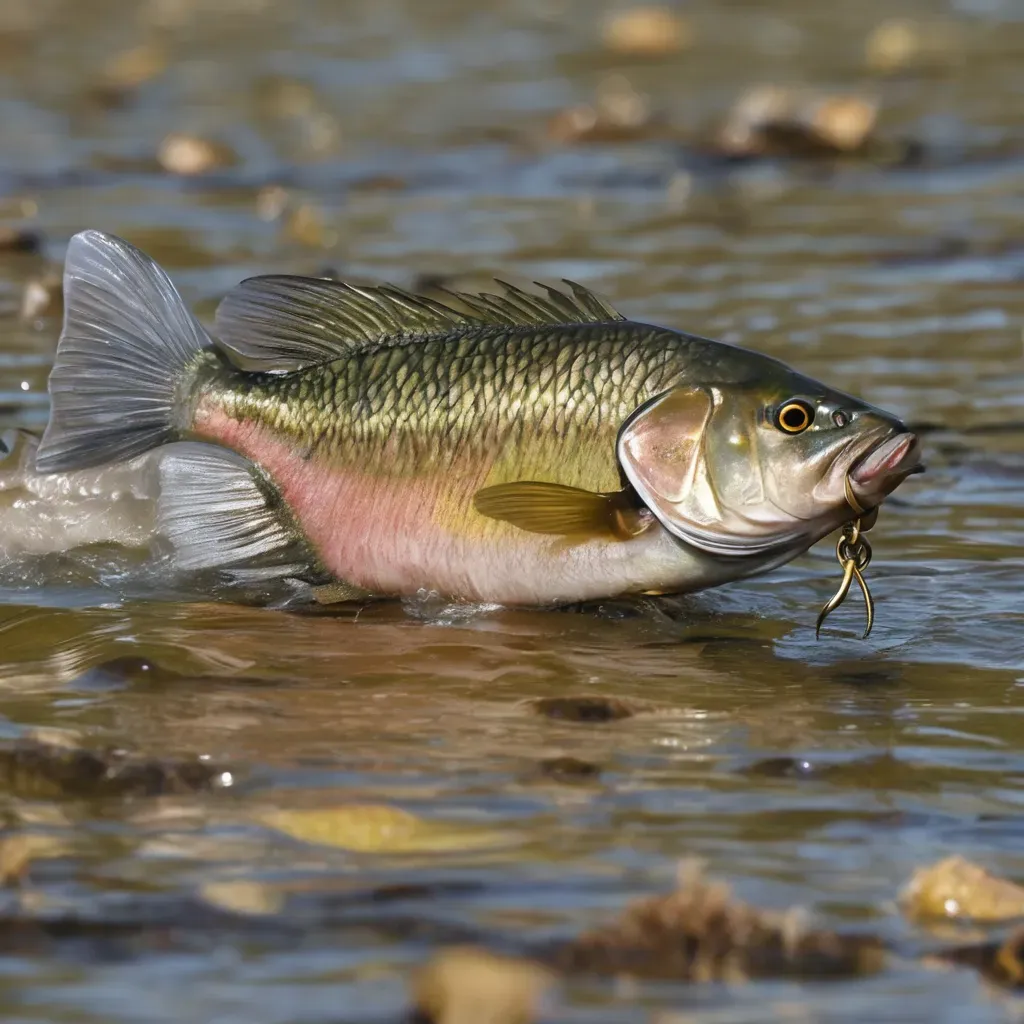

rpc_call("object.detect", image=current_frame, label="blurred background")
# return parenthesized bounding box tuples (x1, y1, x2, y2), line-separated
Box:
(1, 0, 1022, 388)
(0, 2, 1023, 1022)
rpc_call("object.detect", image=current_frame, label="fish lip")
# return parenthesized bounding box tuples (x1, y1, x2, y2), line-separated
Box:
(848, 431, 922, 496)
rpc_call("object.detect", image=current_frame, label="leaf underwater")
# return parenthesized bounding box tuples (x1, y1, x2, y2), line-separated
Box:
(259, 804, 509, 854)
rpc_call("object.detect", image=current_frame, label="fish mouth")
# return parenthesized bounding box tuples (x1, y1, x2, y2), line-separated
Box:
(848, 431, 923, 505)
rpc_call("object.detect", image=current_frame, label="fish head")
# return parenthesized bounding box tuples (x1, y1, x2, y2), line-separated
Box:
(617, 361, 921, 558)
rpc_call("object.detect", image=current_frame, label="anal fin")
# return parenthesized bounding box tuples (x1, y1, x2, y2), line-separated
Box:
(157, 442, 321, 583)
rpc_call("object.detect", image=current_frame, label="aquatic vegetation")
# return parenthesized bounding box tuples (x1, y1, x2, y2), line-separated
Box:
(548, 862, 885, 982)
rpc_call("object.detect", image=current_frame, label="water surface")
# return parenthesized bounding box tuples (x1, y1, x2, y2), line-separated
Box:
(0, 0, 1022, 1020)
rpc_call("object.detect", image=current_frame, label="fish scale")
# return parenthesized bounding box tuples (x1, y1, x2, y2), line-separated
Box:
(206, 325, 679, 477)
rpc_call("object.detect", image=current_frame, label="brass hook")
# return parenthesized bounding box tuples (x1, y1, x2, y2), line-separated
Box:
(816, 489, 876, 640)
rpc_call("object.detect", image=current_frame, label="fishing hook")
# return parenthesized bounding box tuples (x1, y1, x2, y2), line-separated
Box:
(815, 480, 876, 640)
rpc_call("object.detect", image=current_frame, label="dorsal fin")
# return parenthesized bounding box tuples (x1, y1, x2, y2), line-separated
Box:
(213, 275, 624, 372)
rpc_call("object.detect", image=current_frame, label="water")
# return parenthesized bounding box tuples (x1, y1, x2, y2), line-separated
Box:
(0, 0, 1023, 1019)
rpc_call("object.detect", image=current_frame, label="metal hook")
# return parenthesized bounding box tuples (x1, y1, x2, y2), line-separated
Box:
(816, 512, 875, 640)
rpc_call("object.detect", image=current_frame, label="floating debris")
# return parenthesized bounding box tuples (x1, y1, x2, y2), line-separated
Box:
(411, 946, 553, 1024)
(521, 695, 654, 722)
(547, 75, 654, 144)
(259, 804, 506, 854)
(600, 6, 693, 56)
(0, 739, 232, 801)
(903, 856, 1024, 923)
(716, 85, 879, 159)
(157, 132, 237, 176)
(549, 861, 885, 981)
(20, 272, 62, 322)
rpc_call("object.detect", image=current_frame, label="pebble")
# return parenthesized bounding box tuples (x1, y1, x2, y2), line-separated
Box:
(716, 85, 878, 158)
(411, 946, 552, 1024)
(521, 694, 655, 722)
(157, 133, 237, 176)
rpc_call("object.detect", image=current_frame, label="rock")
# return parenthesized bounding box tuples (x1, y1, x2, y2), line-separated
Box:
(716, 85, 878, 158)
(809, 94, 879, 152)
(157, 133, 237, 176)
(601, 6, 692, 56)
(902, 856, 1024, 922)
(0, 739, 232, 800)
(411, 947, 553, 1024)
(520, 694, 655, 721)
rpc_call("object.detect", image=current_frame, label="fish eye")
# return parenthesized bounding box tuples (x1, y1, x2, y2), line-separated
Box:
(774, 399, 815, 434)
(832, 410, 850, 428)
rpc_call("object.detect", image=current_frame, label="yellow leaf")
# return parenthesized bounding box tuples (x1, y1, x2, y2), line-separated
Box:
(259, 804, 502, 854)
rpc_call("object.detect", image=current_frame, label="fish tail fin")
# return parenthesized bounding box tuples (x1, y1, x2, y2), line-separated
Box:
(34, 230, 212, 474)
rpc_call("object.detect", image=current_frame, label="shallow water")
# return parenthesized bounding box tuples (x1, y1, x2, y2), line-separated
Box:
(0, 0, 1023, 1020)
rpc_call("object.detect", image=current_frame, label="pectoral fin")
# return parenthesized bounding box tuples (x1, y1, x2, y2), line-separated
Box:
(473, 481, 650, 540)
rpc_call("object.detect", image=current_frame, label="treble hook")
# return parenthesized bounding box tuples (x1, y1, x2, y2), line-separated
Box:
(815, 479, 876, 640)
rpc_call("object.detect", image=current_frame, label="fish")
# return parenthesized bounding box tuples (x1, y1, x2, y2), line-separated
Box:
(33, 229, 922, 614)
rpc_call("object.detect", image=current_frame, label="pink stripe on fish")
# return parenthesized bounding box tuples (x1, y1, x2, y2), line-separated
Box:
(190, 401, 708, 604)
